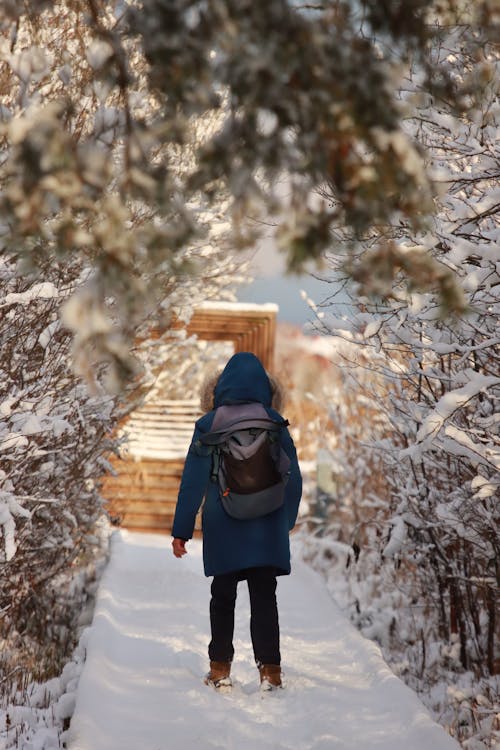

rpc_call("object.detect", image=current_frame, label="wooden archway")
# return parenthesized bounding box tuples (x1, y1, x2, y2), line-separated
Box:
(102, 302, 278, 534)
(172, 301, 278, 371)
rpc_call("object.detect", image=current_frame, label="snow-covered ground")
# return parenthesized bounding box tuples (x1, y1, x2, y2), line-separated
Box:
(66, 530, 459, 750)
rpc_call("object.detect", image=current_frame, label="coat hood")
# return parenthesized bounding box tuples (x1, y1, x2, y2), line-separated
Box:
(213, 352, 273, 408)
(200, 353, 285, 413)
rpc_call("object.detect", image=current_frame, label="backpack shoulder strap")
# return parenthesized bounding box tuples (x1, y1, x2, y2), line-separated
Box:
(200, 403, 287, 445)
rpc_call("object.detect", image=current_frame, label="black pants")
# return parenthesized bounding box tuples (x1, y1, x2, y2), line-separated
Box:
(208, 566, 280, 666)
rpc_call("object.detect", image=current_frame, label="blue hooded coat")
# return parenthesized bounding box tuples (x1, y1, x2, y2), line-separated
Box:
(171, 352, 302, 577)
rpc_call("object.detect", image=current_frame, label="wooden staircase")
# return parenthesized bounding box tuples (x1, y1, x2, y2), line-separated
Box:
(102, 400, 202, 535)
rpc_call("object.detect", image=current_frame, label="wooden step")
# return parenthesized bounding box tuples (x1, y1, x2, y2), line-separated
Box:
(108, 510, 202, 534)
(101, 479, 181, 492)
(105, 458, 186, 472)
(107, 501, 177, 516)
(114, 512, 176, 531)
(106, 493, 179, 508)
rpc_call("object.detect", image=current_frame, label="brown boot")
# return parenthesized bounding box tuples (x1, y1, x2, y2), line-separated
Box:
(258, 664, 282, 691)
(204, 660, 232, 689)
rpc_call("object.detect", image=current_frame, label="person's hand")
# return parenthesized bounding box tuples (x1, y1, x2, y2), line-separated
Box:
(172, 538, 188, 558)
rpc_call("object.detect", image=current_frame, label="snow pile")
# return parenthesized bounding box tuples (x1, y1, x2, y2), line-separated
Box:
(0, 638, 87, 750)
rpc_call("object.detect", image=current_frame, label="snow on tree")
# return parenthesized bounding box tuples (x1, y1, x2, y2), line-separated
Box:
(0, 6, 245, 695)
(0, 0, 243, 387)
(308, 18, 499, 746)
(0, 255, 119, 685)
(1, 0, 497, 380)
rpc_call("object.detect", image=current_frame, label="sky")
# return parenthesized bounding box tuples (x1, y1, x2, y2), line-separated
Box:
(236, 241, 350, 326)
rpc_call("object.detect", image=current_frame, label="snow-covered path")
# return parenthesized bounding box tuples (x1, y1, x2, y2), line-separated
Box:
(67, 531, 459, 750)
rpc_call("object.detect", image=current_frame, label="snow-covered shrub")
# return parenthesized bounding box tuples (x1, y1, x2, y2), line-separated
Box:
(277, 329, 391, 535)
(307, 25, 499, 749)
(291, 324, 499, 746)
(0, 618, 92, 749)
(0, 7, 245, 693)
(0, 256, 117, 692)
(0, 2, 246, 697)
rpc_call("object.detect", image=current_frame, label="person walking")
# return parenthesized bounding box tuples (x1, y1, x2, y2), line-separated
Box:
(171, 352, 302, 691)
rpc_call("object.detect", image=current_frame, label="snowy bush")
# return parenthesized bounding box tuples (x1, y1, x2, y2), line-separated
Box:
(0, 2, 244, 388)
(0, 256, 118, 691)
(304, 23, 499, 749)
(0, 4, 246, 700)
(0, 621, 92, 749)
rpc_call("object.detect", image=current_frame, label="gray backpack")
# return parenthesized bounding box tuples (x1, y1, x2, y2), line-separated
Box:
(200, 403, 291, 520)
